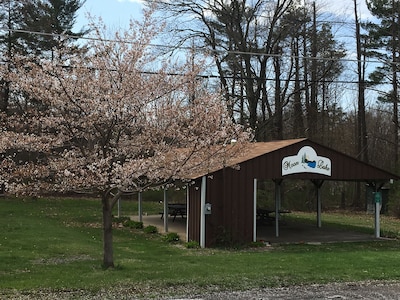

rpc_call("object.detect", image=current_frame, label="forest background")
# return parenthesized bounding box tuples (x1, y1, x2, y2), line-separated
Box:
(2, 0, 400, 214)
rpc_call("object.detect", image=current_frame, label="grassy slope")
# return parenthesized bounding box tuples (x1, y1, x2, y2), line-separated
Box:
(1, 197, 400, 293)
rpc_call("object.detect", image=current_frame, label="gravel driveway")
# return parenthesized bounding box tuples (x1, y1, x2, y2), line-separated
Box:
(2, 281, 400, 299)
(195, 281, 400, 299)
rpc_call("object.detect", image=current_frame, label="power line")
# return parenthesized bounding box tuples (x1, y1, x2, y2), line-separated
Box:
(0, 26, 393, 66)
(0, 55, 390, 86)
(0, 27, 139, 46)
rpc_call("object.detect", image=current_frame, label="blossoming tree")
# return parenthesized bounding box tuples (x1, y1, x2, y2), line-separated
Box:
(2, 8, 251, 268)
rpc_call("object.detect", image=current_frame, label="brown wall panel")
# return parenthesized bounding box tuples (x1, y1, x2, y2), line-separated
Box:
(188, 180, 201, 243)
(202, 166, 255, 247)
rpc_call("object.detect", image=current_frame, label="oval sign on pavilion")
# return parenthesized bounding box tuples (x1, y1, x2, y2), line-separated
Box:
(282, 146, 331, 176)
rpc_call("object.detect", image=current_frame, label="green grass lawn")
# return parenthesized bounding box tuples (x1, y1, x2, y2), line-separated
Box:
(1, 196, 400, 296)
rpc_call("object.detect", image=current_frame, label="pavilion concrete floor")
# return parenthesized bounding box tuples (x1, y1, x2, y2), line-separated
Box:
(256, 221, 379, 244)
(132, 214, 381, 245)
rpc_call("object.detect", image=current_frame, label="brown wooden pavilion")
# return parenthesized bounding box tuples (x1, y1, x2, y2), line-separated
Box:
(179, 138, 400, 247)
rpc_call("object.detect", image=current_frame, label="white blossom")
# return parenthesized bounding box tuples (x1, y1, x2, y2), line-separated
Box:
(2, 7, 252, 196)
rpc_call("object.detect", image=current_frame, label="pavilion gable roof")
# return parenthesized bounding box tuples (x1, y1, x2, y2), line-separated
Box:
(184, 138, 400, 182)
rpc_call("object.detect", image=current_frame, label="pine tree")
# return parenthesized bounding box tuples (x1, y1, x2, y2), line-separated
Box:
(0, 0, 27, 113)
(20, 0, 87, 59)
(0, 0, 87, 113)
(364, 0, 400, 167)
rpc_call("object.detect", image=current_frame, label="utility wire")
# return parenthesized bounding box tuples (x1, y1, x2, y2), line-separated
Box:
(0, 27, 397, 85)
(0, 56, 391, 85)
(0, 27, 393, 65)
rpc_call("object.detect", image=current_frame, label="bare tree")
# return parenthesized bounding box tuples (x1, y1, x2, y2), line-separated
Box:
(155, 0, 295, 140)
(354, 0, 369, 164)
(155, 0, 346, 143)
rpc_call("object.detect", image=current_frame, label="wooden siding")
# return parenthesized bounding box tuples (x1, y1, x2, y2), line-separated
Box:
(204, 168, 254, 247)
(187, 180, 201, 243)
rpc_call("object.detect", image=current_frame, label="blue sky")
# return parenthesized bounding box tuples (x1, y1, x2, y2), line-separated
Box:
(75, 0, 144, 31)
(75, 0, 373, 32)
(72, 0, 376, 110)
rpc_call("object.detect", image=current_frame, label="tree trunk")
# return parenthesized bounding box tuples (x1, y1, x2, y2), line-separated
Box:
(392, 11, 399, 168)
(293, 38, 305, 138)
(0, 80, 9, 113)
(354, 0, 368, 208)
(102, 192, 114, 269)
(101, 188, 121, 269)
(273, 45, 283, 140)
(244, 57, 259, 139)
(308, 1, 318, 139)
(355, 0, 369, 164)
(303, 7, 310, 138)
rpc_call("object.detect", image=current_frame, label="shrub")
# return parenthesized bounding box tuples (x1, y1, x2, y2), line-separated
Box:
(143, 225, 158, 234)
(164, 232, 180, 243)
(185, 241, 200, 249)
(122, 220, 143, 229)
(113, 216, 130, 223)
(250, 241, 268, 248)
